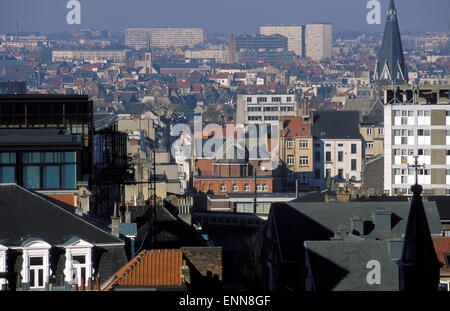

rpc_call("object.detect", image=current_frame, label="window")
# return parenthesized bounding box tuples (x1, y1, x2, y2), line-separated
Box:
(366, 142, 374, 149)
(256, 184, 262, 191)
(248, 116, 262, 121)
(315, 151, 321, 163)
(0, 152, 16, 183)
(338, 169, 343, 179)
(299, 140, 308, 149)
(257, 97, 267, 103)
(351, 144, 357, 154)
(299, 156, 309, 166)
(314, 169, 321, 180)
(232, 184, 238, 192)
(272, 97, 281, 102)
(325, 169, 331, 179)
(286, 97, 292, 102)
(263, 106, 278, 112)
(244, 184, 250, 192)
(338, 143, 343, 147)
(29, 257, 45, 289)
(325, 151, 331, 162)
(262, 184, 268, 192)
(286, 139, 294, 149)
(351, 159, 357, 171)
(338, 151, 343, 162)
(264, 116, 279, 121)
(378, 128, 384, 135)
(366, 128, 372, 135)
(287, 155, 294, 165)
(220, 184, 226, 192)
(22, 151, 77, 190)
(247, 106, 261, 112)
(246, 97, 252, 103)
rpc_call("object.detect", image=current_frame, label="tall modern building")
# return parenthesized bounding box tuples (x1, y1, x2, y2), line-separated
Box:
(304, 23, 332, 62)
(374, 0, 408, 85)
(260, 25, 304, 57)
(228, 34, 288, 63)
(383, 85, 450, 196)
(125, 28, 203, 50)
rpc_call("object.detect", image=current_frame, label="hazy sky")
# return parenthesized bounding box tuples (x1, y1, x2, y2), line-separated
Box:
(0, 0, 448, 35)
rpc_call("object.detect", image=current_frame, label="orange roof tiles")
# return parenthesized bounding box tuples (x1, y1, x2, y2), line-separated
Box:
(432, 236, 450, 273)
(102, 249, 183, 290)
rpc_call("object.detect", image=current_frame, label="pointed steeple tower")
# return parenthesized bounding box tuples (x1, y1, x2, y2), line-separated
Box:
(374, 0, 408, 85)
(398, 181, 443, 291)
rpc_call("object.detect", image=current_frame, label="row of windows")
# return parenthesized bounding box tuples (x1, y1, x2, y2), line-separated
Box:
(394, 129, 436, 136)
(220, 184, 269, 192)
(392, 149, 445, 156)
(286, 140, 309, 149)
(393, 110, 433, 117)
(248, 106, 294, 112)
(366, 128, 384, 135)
(0, 152, 77, 190)
(246, 96, 292, 103)
(394, 168, 431, 175)
(287, 155, 309, 166)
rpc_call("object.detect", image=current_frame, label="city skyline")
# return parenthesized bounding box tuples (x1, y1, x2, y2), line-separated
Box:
(0, 0, 448, 35)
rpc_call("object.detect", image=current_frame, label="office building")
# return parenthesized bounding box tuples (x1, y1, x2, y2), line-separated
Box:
(52, 50, 127, 63)
(304, 23, 332, 62)
(228, 34, 287, 63)
(260, 25, 304, 57)
(125, 28, 203, 50)
(236, 93, 298, 125)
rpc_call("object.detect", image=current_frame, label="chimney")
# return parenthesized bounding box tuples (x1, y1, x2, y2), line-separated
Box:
(125, 202, 132, 223)
(350, 216, 364, 236)
(337, 225, 348, 237)
(76, 181, 91, 213)
(111, 203, 120, 236)
(387, 238, 403, 260)
(374, 210, 392, 231)
(180, 260, 191, 285)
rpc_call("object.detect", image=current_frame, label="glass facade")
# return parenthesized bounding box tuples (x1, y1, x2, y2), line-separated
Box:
(21, 151, 77, 190)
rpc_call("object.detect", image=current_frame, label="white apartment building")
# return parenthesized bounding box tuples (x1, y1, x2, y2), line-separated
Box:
(304, 23, 332, 62)
(52, 50, 127, 63)
(184, 49, 228, 63)
(236, 94, 298, 125)
(125, 28, 203, 50)
(384, 85, 450, 196)
(260, 25, 304, 57)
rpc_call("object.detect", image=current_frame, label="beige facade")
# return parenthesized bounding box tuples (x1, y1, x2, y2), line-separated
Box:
(359, 125, 384, 159)
(304, 24, 332, 62)
(280, 136, 314, 173)
(125, 28, 203, 50)
(260, 25, 303, 57)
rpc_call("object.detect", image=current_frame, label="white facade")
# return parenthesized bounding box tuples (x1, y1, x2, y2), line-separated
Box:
(184, 49, 228, 63)
(384, 104, 450, 195)
(125, 28, 203, 50)
(304, 24, 332, 62)
(260, 25, 303, 57)
(312, 139, 363, 189)
(52, 50, 127, 63)
(236, 94, 298, 125)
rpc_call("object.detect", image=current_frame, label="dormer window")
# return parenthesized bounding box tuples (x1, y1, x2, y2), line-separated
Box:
(63, 236, 93, 288)
(20, 238, 51, 290)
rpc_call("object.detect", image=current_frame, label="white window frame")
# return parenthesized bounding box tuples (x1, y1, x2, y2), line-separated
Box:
(287, 155, 294, 165)
(63, 237, 93, 287)
(286, 140, 294, 149)
(0, 244, 7, 290)
(262, 184, 268, 192)
(232, 184, 238, 192)
(20, 238, 51, 290)
(220, 184, 226, 192)
(244, 184, 250, 192)
(299, 156, 309, 167)
(299, 140, 309, 149)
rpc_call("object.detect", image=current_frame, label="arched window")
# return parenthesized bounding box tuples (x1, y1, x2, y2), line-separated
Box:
(244, 184, 250, 192)
(262, 184, 268, 192)
(256, 184, 262, 191)
(232, 184, 238, 192)
(220, 184, 226, 192)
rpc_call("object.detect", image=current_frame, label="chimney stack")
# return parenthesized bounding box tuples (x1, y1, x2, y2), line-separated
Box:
(350, 216, 364, 236)
(111, 203, 120, 236)
(374, 210, 392, 231)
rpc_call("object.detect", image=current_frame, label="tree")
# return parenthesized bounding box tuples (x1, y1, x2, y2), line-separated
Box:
(241, 228, 265, 291)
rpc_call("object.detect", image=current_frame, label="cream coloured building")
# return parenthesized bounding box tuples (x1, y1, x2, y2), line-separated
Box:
(260, 25, 304, 57)
(304, 23, 332, 62)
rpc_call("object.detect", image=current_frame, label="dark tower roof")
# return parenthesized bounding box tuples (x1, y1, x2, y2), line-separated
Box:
(398, 183, 443, 291)
(374, 0, 408, 85)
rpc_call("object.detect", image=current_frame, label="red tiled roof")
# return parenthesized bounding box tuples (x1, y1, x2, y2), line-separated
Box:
(432, 236, 450, 273)
(102, 249, 183, 290)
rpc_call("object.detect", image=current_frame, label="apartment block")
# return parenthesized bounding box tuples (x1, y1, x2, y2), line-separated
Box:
(52, 50, 127, 63)
(125, 28, 203, 50)
(384, 85, 450, 196)
(228, 34, 287, 63)
(260, 25, 304, 57)
(236, 94, 298, 125)
(304, 23, 332, 62)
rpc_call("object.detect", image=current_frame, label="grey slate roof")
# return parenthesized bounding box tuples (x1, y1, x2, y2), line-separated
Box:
(305, 240, 399, 291)
(271, 200, 442, 263)
(374, 0, 408, 84)
(311, 110, 363, 140)
(0, 184, 124, 246)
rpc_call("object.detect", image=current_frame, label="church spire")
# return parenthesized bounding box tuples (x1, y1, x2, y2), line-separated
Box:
(374, 0, 408, 85)
(397, 177, 442, 291)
